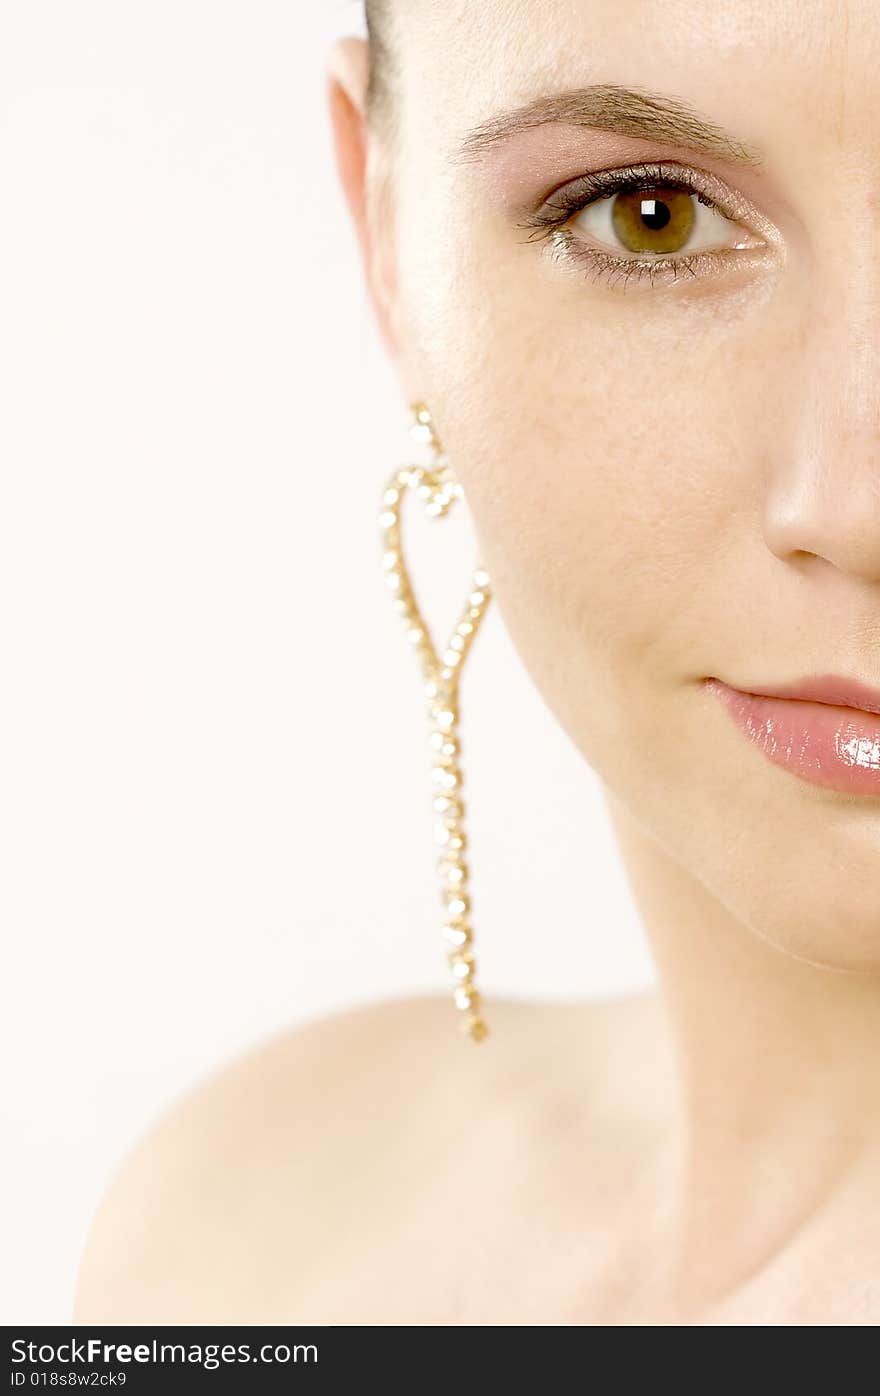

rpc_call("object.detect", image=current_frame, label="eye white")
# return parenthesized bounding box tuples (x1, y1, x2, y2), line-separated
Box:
(571, 191, 750, 256)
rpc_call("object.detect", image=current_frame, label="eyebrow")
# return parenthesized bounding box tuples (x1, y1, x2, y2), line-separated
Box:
(450, 83, 764, 168)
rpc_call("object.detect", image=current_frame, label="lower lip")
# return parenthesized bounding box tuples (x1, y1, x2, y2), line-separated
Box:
(705, 677, 880, 794)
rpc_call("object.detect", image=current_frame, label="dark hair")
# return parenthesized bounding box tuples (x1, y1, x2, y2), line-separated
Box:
(364, 0, 396, 134)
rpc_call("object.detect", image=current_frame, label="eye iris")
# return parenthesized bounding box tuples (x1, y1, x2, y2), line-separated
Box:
(611, 186, 696, 254)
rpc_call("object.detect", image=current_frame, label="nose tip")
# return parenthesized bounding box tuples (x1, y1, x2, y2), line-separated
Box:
(763, 454, 880, 584)
(762, 307, 880, 582)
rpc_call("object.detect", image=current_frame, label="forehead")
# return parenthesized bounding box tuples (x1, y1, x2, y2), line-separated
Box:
(393, 0, 879, 172)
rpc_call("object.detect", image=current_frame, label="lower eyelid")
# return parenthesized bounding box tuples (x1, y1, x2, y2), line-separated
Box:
(547, 227, 770, 288)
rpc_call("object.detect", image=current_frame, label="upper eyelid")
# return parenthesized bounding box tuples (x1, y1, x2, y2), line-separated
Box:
(527, 160, 762, 230)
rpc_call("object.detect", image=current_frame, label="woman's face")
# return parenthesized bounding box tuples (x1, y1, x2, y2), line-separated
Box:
(353, 0, 880, 970)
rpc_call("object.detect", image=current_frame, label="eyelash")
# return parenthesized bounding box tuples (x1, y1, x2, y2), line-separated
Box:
(516, 160, 749, 290)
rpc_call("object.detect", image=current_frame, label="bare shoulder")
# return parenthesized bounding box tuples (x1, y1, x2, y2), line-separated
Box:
(72, 990, 663, 1323)
(71, 994, 532, 1322)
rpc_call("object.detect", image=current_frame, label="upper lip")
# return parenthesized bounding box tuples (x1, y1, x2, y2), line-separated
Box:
(719, 673, 880, 715)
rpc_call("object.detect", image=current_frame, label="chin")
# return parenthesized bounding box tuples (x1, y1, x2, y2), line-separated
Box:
(741, 885, 880, 975)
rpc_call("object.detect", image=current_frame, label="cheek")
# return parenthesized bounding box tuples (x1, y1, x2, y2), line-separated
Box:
(420, 316, 742, 769)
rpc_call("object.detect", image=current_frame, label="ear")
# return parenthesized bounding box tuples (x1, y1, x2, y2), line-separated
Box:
(325, 36, 402, 369)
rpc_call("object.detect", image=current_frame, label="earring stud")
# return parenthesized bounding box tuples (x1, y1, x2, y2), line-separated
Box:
(378, 401, 492, 1042)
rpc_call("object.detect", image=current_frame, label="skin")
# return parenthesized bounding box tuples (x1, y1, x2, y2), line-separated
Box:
(74, 0, 880, 1324)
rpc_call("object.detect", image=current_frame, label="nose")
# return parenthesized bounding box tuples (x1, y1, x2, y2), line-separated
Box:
(762, 278, 880, 583)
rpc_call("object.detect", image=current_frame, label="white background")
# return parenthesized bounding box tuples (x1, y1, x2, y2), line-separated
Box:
(0, 1, 654, 1322)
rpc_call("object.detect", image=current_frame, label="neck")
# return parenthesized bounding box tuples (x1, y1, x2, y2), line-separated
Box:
(602, 785, 880, 1306)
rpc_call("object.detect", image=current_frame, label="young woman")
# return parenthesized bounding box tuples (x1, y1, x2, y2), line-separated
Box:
(74, 0, 880, 1324)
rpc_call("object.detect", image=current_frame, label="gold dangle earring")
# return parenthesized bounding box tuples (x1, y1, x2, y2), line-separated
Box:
(378, 401, 492, 1043)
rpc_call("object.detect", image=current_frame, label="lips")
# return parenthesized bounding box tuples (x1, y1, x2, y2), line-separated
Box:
(704, 675, 880, 795)
(726, 673, 880, 717)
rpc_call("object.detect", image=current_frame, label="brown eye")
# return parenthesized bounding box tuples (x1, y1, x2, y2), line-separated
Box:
(571, 182, 745, 260)
(611, 186, 695, 255)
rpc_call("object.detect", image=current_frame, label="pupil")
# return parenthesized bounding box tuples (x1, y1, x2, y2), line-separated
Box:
(640, 198, 671, 231)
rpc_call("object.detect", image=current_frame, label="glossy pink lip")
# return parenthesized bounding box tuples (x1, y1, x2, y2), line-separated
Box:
(730, 673, 880, 715)
(704, 675, 880, 794)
